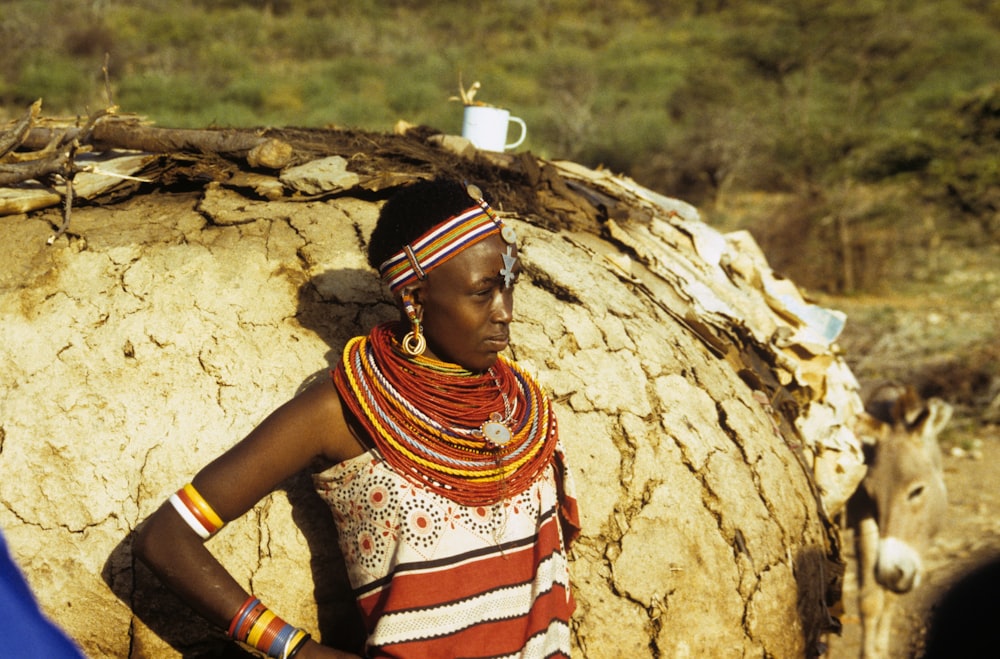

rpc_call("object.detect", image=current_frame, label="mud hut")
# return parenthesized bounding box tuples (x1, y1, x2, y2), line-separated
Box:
(0, 108, 866, 657)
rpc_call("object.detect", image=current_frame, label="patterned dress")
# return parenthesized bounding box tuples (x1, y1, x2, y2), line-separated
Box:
(313, 444, 577, 658)
(320, 324, 580, 657)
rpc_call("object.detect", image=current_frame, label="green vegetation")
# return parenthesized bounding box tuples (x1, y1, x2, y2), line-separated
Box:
(1, 0, 997, 291)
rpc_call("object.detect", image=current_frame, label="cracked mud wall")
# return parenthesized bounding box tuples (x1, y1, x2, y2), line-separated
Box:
(3, 184, 845, 657)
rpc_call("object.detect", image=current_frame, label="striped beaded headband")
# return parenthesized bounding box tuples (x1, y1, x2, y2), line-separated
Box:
(378, 198, 517, 294)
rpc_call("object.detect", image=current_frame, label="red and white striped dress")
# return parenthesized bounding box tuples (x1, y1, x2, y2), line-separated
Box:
(313, 444, 578, 658)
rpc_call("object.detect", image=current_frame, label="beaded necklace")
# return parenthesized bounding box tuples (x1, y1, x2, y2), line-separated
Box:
(333, 322, 557, 506)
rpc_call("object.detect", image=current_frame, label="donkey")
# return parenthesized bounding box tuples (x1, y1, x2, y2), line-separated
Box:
(848, 383, 952, 659)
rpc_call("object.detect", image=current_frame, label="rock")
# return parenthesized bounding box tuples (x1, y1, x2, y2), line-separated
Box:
(428, 133, 477, 157)
(279, 155, 360, 195)
(247, 137, 294, 169)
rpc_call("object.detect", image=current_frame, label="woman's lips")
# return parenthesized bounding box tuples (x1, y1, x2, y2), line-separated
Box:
(484, 334, 510, 351)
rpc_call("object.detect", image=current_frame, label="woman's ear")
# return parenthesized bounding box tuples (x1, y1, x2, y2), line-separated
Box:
(400, 284, 425, 322)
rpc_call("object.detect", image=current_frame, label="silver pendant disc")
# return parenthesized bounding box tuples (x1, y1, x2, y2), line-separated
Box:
(482, 420, 513, 446)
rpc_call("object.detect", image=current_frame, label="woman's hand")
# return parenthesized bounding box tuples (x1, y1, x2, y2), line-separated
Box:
(295, 638, 363, 659)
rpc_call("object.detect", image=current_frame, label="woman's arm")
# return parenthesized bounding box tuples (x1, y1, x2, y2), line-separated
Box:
(134, 376, 364, 657)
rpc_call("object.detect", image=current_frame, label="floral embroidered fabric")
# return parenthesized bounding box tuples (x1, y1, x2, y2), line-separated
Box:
(313, 447, 576, 658)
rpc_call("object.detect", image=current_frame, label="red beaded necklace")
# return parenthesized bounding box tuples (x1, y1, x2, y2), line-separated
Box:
(333, 322, 557, 506)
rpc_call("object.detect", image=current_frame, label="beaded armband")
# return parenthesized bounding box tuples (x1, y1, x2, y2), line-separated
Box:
(228, 596, 311, 659)
(168, 483, 224, 539)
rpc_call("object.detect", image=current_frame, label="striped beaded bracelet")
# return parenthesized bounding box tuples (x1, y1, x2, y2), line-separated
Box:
(228, 596, 311, 659)
(168, 483, 225, 539)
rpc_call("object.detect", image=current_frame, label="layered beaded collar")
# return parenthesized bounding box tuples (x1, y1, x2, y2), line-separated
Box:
(333, 322, 557, 506)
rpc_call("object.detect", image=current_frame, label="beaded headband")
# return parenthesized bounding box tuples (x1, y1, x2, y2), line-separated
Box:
(378, 194, 518, 294)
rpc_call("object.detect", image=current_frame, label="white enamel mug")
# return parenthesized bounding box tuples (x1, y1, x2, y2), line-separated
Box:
(461, 105, 527, 151)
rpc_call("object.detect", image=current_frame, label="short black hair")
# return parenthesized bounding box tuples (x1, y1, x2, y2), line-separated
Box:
(367, 178, 493, 271)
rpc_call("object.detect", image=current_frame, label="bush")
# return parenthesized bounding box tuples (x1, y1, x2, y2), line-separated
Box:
(10, 52, 97, 112)
(922, 84, 1000, 237)
(850, 131, 937, 182)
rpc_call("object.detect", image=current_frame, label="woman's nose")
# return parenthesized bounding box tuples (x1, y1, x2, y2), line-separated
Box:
(492, 289, 513, 323)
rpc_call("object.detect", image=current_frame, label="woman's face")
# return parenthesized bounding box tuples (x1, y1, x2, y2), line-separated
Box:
(414, 235, 520, 372)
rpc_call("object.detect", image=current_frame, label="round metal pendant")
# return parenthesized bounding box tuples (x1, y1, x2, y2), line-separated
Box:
(501, 225, 518, 244)
(482, 415, 513, 446)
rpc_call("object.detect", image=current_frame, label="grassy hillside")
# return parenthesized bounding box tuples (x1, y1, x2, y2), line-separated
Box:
(2, 0, 997, 291)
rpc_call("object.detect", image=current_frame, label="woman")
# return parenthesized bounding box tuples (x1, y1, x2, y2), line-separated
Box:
(135, 178, 579, 658)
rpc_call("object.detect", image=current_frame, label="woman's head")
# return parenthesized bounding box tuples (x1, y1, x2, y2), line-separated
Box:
(369, 179, 519, 372)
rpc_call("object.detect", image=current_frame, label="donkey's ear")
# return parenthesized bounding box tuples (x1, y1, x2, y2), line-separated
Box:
(893, 385, 926, 427)
(917, 398, 953, 444)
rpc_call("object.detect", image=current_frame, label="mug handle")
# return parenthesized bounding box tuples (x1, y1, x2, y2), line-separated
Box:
(505, 116, 527, 150)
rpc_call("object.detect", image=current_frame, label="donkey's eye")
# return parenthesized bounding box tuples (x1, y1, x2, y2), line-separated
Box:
(907, 485, 925, 501)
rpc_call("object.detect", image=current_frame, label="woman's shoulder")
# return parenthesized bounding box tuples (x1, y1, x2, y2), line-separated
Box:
(293, 373, 367, 463)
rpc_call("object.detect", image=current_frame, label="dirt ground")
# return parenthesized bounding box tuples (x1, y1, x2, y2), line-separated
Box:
(815, 240, 1000, 658)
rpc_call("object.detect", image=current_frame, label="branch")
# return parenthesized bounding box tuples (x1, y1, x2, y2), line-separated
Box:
(47, 176, 75, 245)
(0, 99, 43, 159)
(102, 53, 114, 107)
(21, 118, 293, 169)
(0, 151, 72, 186)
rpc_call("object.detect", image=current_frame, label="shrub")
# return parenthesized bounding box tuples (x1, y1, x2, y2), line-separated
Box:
(850, 131, 937, 182)
(10, 52, 97, 112)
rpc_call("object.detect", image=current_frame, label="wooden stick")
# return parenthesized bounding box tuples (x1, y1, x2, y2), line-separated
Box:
(21, 119, 293, 169)
(0, 152, 71, 186)
(0, 99, 42, 159)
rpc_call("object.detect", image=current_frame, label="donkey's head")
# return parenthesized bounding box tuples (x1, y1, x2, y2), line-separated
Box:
(857, 384, 951, 593)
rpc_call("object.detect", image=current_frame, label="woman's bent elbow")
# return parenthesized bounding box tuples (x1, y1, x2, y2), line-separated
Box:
(132, 505, 180, 573)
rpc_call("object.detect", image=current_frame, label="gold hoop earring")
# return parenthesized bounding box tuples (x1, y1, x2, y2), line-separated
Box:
(401, 291, 426, 357)
(403, 328, 426, 356)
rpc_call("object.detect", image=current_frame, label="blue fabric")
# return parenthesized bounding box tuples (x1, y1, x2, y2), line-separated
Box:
(1, 531, 86, 658)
